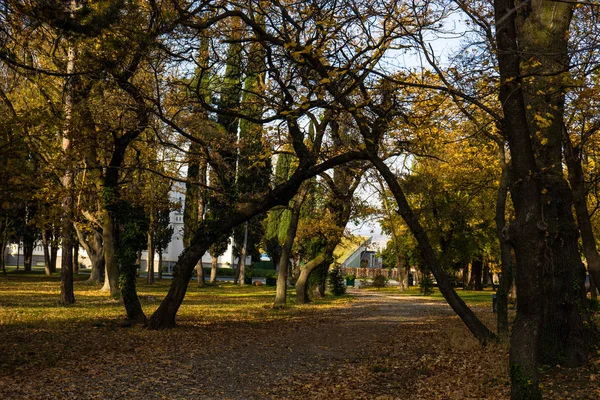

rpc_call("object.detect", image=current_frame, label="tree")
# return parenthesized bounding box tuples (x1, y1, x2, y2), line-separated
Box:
(491, 1, 594, 396)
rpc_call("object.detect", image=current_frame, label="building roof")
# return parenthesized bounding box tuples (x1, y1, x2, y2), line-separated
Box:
(333, 235, 371, 265)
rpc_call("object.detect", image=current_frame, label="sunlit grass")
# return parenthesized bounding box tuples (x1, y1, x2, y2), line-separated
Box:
(359, 283, 495, 305)
(0, 269, 351, 330)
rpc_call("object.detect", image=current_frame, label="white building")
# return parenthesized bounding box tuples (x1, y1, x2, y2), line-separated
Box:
(3, 189, 249, 272)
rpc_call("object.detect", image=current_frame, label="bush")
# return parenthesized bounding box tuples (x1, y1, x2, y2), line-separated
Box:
(372, 272, 388, 288)
(328, 266, 347, 296)
(420, 274, 434, 295)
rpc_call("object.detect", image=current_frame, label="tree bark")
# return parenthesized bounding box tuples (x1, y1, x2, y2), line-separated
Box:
(493, 1, 554, 396)
(237, 222, 248, 286)
(147, 229, 155, 285)
(495, 146, 513, 339)
(101, 211, 120, 297)
(72, 240, 79, 274)
(274, 186, 307, 307)
(42, 229, 52, 276)
(50, 237, 58, 274)
(295, 252, 329, 304)
(469, 258, 483, 291)
(196, 261, 205, 287)
(74, 225, 104, 283)
(514, 1, 592, 368)
(210, 255, 218, 284)
(59, 12, 76, 305)
(158, 251, 163, 280)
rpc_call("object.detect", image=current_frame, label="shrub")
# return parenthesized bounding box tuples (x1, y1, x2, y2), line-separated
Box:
(328, 266, 347, 296)
(420, 274, 434, 295)
(372, 272, 388, 288)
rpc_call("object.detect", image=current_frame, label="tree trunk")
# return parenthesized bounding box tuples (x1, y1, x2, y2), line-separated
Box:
(196, 261, 205, 287)
(482, 263, 490, 286)
(50, 238, 58, 274)
(210, 256, 217, 284)
(1, 216, 8, 275)
(147, 240, 210, 329)
(514, 0, 593, 368)
(590, 275, 598, 301)
(237, 222, 248, 286)
(60, 200, 75, 305)
(495, 147, 513, 339)
(72, 240, 79, 274)
(564, 132, 600, 301)
(23, 236, 34, 272)
(274, 187, 306, 307)
(42, 229, 52, 276)
(87, 231, 104, 283)
(370, 154, 495, 345)
(158, 251, 163, 280)
(295, 252, 329, 304)
(469, 258, 483, 291)
(147, 230, 155, 285)
(101, 211, 120, 297)
(59, 0, 77, 306)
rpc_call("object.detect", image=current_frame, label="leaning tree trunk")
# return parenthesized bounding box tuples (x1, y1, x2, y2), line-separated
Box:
(295, 252, 330, 304)
(370, 154, 496, 345)
(564, 132, 600, 301)
(147, 239, 211, 329)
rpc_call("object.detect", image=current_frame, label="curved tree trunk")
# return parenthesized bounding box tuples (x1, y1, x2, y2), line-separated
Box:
(370, 155, 495, 345)
(295, 252, 329, 304)
(74, 225, 104, 283)
(564, 132, 600, 301)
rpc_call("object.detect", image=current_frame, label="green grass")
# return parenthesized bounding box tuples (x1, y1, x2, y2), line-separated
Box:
(360, 284, 495, 305)
(0, 269, 351, 330)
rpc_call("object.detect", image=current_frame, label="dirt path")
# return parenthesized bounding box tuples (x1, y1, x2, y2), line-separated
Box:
(3, 287, 597, 399)
(0, 289, 507, 400)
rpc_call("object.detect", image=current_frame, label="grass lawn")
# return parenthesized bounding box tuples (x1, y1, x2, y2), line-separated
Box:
(1, 268, 598, 399)
(359, 284, 496, 305)
(0, 268, 350, 331)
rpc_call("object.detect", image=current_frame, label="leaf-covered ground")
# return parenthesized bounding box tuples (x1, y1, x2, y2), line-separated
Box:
(0, 272, 598, 399)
